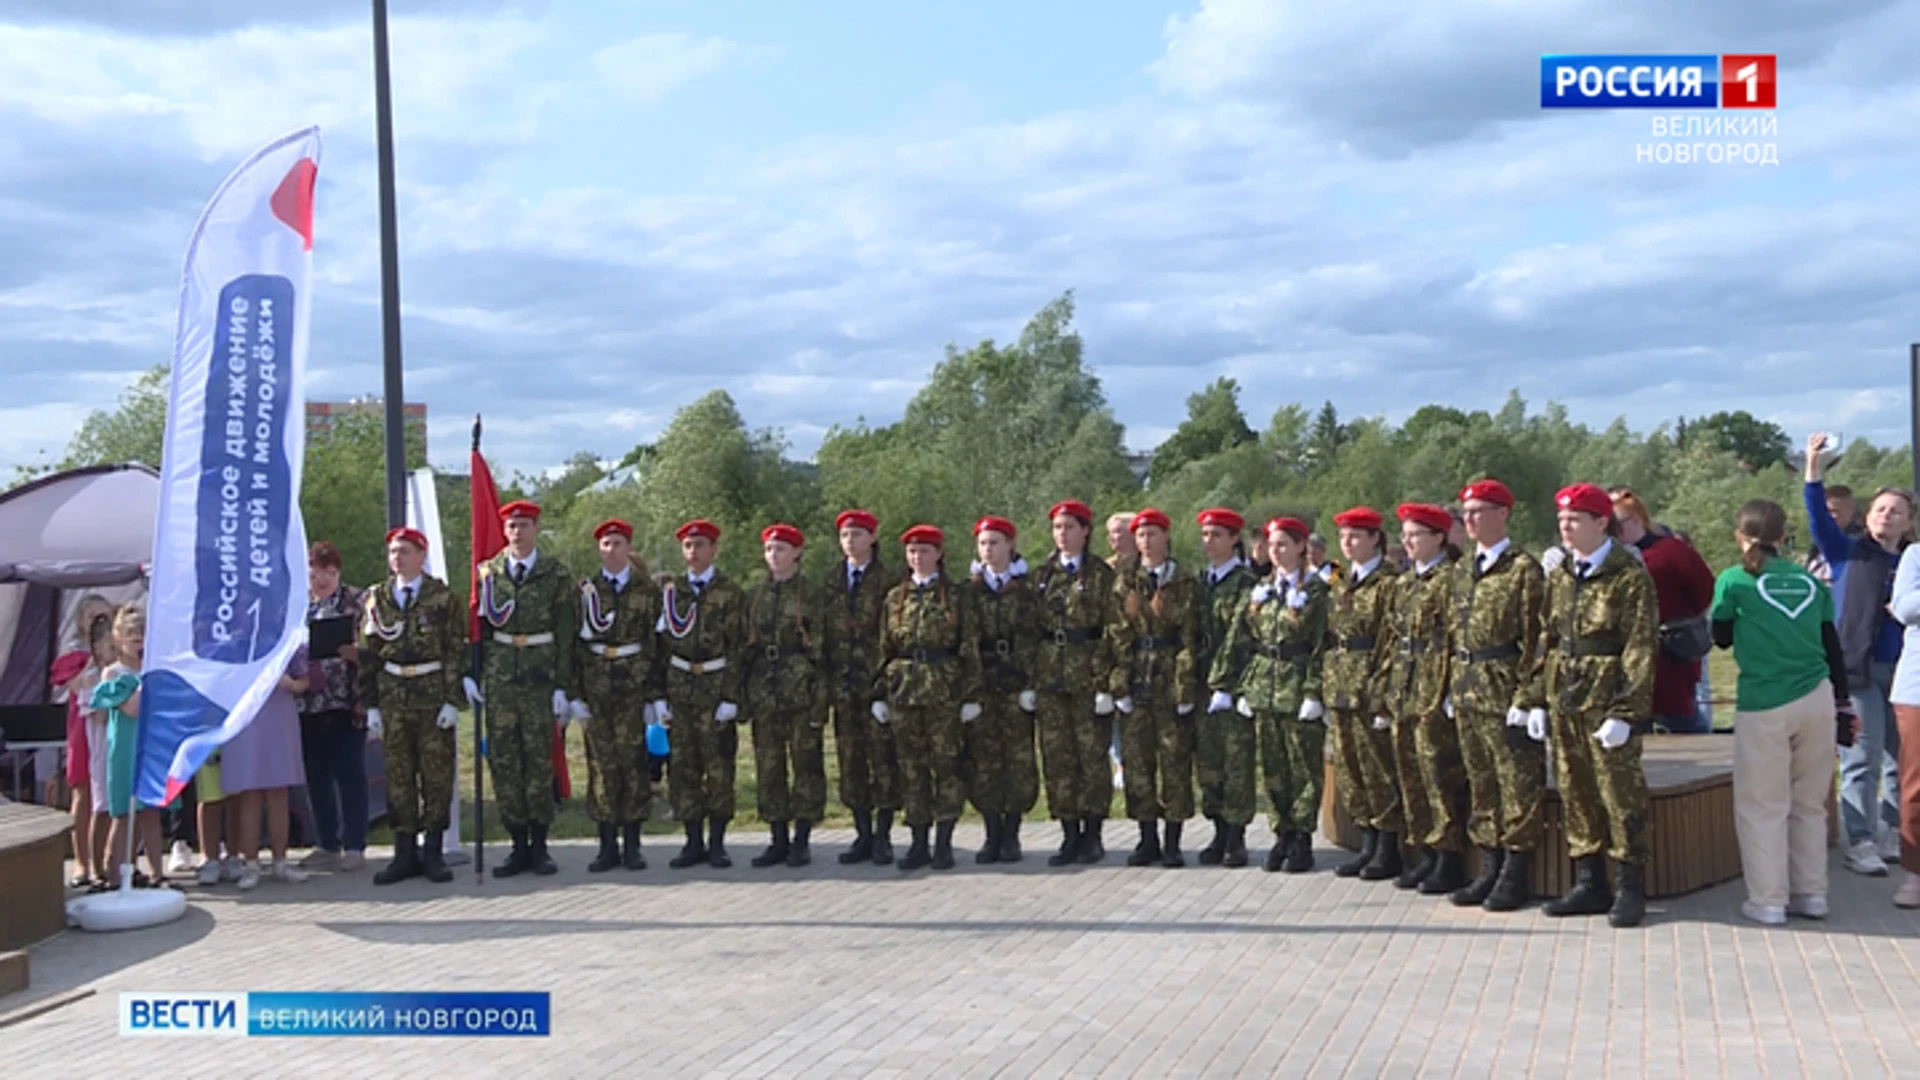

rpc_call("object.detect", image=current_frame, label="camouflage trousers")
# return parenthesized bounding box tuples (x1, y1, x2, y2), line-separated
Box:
(965, 695, 1039, 816)
(1035, 693, 1113, 820)
(893, 705, 965, 826)
(581, 692, 649, 825)
(829, 690, 899, 812)
(1198, 709, 1260, 826)
(385, 708, 455, 833)
(1457, 707, 1546, 851)
(754, 706, 827, 823)
(1412, 711, 1470, 852)
(484, 691, 557, 827)
(1554, 711, 1650, 864)
(1120, 701, 1194, 821)
(1258, 708, 1326, 832)
(1331, 708, 1403, 833)
(667, 695, 740, 822)
(1390, 715, 1433, 848)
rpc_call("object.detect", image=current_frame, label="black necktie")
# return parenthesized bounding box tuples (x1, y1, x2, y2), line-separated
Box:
(512, 562, 527, 584)
(1475, 554, 1488, 577)
(1575, 560, 1591, 579)
(1145, 572, 1159, 599)
(692, 579, 706, 599)
(608, 574, 622, 595)
(401, 585, 415, 610)
(849, 568, 861, 593)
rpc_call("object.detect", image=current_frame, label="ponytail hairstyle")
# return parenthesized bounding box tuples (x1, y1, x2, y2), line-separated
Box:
(1735, 499, 1788, 577)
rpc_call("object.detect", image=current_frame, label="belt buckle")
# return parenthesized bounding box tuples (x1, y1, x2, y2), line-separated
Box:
(512, 634, 528, 648)
(1052, 629, 1069, 647)
(764, 644, 782, 663)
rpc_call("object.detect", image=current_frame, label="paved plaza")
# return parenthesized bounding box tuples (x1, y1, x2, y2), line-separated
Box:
(7, 821, 1920, 1078)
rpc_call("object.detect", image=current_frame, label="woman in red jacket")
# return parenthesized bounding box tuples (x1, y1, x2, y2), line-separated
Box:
(1611, 488, 1717, 733)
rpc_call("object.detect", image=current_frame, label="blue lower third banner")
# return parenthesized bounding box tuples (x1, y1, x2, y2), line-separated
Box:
(119, 991, 551, 1037)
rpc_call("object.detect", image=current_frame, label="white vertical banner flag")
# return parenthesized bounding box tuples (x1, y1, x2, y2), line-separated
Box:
(135, 128, 322, 806)
(403, 466, 462, 849)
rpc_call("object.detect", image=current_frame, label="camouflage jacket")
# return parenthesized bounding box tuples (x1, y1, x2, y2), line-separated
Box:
(357, 574, 466, 713)
(742, 572, 824, 716)
(875, 575, 982, 708)
(969, 570, 1039, 697)
(1539, 542, 1659, 722)
(1322, 559, 1400, 716)
(1028, 552, 1118, 697)
(820, 558, 900, 704)
(476, 549, 576, 697)
(1196, 561, 1260, 697)
(571, 564, 664, 706)
(1212, 570, 1329, 712)
(659, 569, 748, 707)
(1386, 555, 1457, 721)
(1107, 560, 1203, 706)
(1445, 543, 1547, 715)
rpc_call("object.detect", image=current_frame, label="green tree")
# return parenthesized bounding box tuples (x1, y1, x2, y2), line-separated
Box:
(1694, 410, 1791, 472)
(1151, 376, 1256, 482)
(301, 411, 427, 587)
(1303, 401, 1347, 471)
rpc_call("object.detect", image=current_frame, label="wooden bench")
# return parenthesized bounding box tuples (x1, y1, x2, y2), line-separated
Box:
(0, 802, 72, 952)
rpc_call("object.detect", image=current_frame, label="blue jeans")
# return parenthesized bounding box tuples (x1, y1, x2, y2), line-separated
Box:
(1841, 660, 1901, 845)
(300, 710, 368, 853)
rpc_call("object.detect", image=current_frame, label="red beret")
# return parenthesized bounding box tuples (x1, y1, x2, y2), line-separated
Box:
(675, 519, 720, 543)
(900, 524, 944, 547)
(499, 499, 540, 522)
(1196, 507, 1245, 533)
(761, 523, 804, 548)
(593, 519, 633, 542)
(835, 509, 878, 535)
(1460, 479, 1514, 508)
(1396, 503, 1453, 534)
(1129, 508, 1171, 533)
(385, 526, 428, 551)
(1049, 500, 1093, 526)
(1555, 483, 1612, 520)
(1266, 517, 1310, 540)
(974, 515, 1017, 540)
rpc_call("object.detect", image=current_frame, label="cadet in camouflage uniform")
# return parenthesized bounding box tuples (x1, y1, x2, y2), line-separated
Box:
(1031, 500, 1120, 865)
(1214, 517, 1330, 873)
(473, 500, 575, 878)
(1323, 506, 1406, 882)
(1538, 483, 1658, 928)
(1192, 508, 1259, 868)
(569, 518, 661, 873)
(966, 516, 1040, 864)
(1387, 503, 1469, 895)
(1106, 509, 1203, 867)
(656, 519, 748, 869)
(873, 525, 983, 872)
(822, 509, 902, 865)
(1445, 479, 1550, 912)
(744, 523, 827, 869)
(360, 527, 465, 886)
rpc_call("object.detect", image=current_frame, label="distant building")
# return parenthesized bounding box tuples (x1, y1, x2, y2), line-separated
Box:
(1126, 450, 1154, 486)
(307, 397, 427, 456)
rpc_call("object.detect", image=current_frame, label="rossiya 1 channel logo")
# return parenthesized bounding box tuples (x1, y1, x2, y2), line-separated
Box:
(1539, 54, 1778, 166)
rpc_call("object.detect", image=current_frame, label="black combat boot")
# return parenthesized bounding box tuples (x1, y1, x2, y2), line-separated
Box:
(1127, 820, 1162, 867)
(976, 813, 1003, 864)
(1544, 854, 1614, 917)
(871, 809, 896, 866)
(1161, 820, 1185, 868)
(374, 831, 421, 885)
(1450, 847, 1503, 906)
(1608, 862, 1646, 928)
(528, 822, 559, 876)
(622, 821, 646, 871)
(839, 807, 874, 865)
(1078, 818, 1105, 863)
(1283, 830, 1315, 873)
(1222, 824, 1249, 868)
(1198, 816, 1229, 866)
(1360, 831, 1404, 881)
(1264, 829, 1288, 873)
(707, 817, 732, 868)
(491, 825, 532, 879)
(1338, 828, 1379, 878)
(1420, 850, 1467, 895)
(589, 822, 621, 873)
(788, 820, 813, 868)
(669, 819, 708, 869)
(931, 821, 957, 870)
(1050, 819, 1081, 867)
(421, 830, 453, 884)
(1396, 846, 1437, 890)
(998, 813, 1023, 863)
(1482, 848, 1531, 912)
(898, 823, 932, 871)
(753, 820, 791, 868)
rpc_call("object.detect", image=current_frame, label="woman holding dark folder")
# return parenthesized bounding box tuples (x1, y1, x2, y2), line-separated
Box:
(298, 541, 370, 873)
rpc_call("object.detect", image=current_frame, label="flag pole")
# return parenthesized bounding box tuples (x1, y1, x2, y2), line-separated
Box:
(372, 0, 408, 526)
(472, 415, 487, 883)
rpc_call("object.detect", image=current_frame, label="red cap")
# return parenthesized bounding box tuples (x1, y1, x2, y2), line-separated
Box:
(1396, 503, 1452, 534)
(593, 519, 633, 542)
(500, 499, 541, 522)
(835, 509, 878, 535)
(900, 524, 944, 547)
(1555, 483, 1612, 520)
(1129, 508, 1171, 533)
(1049, 500, 1093, 526)
(385, 526, 428, 551)
(1196, 507, 1245, 533)
(1333, 506, 1383, 531)
(676, 519, 720, 543)
(1459, 479, 1514, 508)
(974, 515, 1017, 540)
(1266, 517, 1310, 540)
(761, 523, 804, 548)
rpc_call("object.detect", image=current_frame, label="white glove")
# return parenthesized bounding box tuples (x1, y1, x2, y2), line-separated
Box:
(715, 701, 739, 723)
(570, 699, 591, 725)
(651, 700, 672, 726)
(1372, 714, 1392, 731)
(960, 702, 983, 723)
(871, 701, 891, 724)
(463, 677, 484, 706)
(1299, 698, 1325, 722)
(435, 704, 458, 730)
(1251, 583, 1274, 604)
(1208, 690, 1234, 713)
(1443, 695, 1454, 719)
(1115, 696, 1134, 715)
(1526, 707, 1548, 743)
(1176, 702, 1195, 716)
(1595, 718, 1632, 749)
(551, 688, 569, 718)
(1018, 690, 1037, 713)
(1235, 696, 1254, 718)
(1506, 706, 1527, 728)
(366, 708, 384, 738)
(1094, 693, 1115, 716)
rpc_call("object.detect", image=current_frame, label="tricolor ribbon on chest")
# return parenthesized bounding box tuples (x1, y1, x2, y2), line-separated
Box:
(363, 590, 404, 641)
(479, 567, 515, 628)
(580, 580, 616, 638)
(661, 581, 697, 639)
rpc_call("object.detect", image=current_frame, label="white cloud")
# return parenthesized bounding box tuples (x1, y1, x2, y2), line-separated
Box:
(591, 32, 773, 105)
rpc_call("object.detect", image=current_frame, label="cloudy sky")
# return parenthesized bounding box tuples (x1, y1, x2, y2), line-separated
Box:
(4, 0, 1917, 476)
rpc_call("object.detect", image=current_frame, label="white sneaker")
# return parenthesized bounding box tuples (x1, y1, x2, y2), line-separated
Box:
(1846, 839, 1889, 877)
(195, 860, 223, 887)
(298, 848, 338, 871)
(338, 851, 365, 871)
(166, 840, 195, 875)
(1877, 828, 1902, 862)
(1788, 894, 1829, 919)
(234, 859, 261, 891)
(1741, 900, 1787, 926)
(1895, 872, 1920, 909)
(269, 859, 309, 884)
(224, 855, 243, 881)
